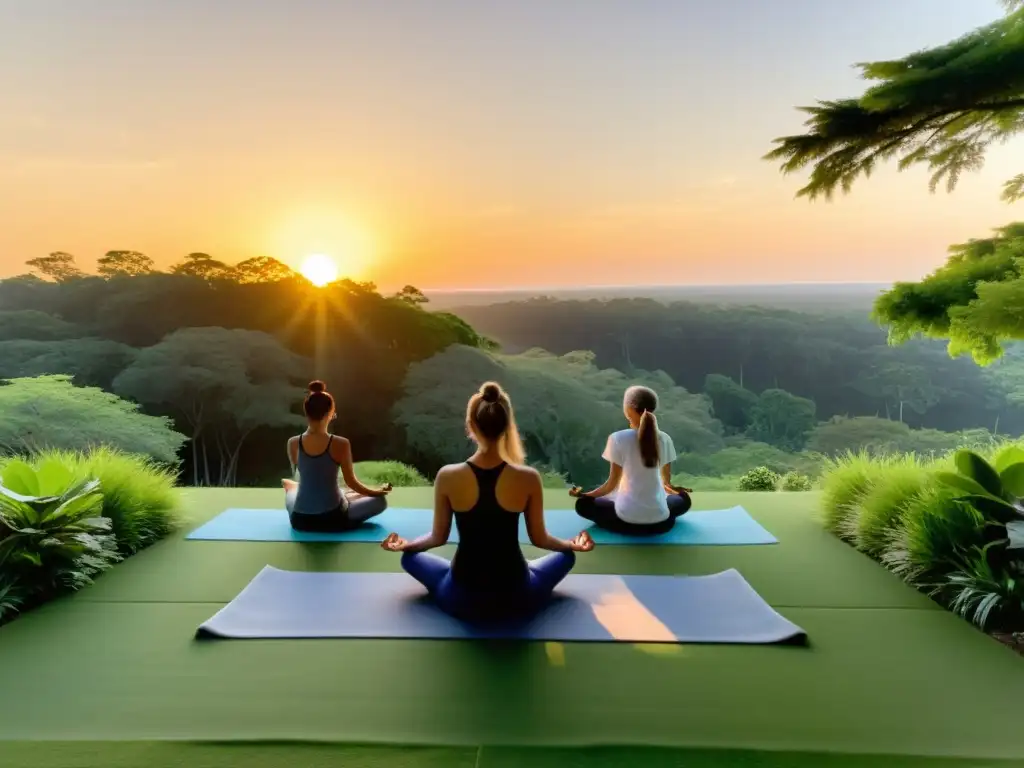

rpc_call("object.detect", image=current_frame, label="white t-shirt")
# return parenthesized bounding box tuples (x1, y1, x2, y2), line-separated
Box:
(602, 428, 678, 524)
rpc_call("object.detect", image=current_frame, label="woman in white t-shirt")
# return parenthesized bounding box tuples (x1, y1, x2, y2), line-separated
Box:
(569, 385, 691, 535)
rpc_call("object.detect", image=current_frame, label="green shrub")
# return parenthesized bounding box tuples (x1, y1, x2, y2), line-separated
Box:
(351, 461, 430, 487)
(73, 447, 180, 555)
(737, 466, 779, 492)
(882, 486, 985, 585)
(819, 452, 879, 540)
(1, 448, 181, 556)
(853, 458, 929, 558)
(780, 472, 813, 492)
(0, 459, 120, 622)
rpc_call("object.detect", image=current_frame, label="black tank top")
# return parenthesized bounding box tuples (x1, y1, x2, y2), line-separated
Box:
(449, 461, 529, 592)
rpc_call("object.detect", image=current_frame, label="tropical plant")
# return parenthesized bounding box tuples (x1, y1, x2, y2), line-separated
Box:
(933, 449, 1024, 564)
(0, 458, 120, 611)
(780, 472, 813, 492)
(737, 466, 779, 492)
(944, 552, 1024, 631)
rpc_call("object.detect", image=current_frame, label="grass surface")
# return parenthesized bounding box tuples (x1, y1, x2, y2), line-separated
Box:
(2, 489, 1023, 767)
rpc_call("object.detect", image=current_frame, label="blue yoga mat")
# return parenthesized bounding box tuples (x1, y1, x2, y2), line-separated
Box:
(197, 566, 806, 644)
(186, 506, 777, 546)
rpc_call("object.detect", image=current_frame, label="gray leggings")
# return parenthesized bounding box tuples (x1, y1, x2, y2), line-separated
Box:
(285, 489, 388, 532)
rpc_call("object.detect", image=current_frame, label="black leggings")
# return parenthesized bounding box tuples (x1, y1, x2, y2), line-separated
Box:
(287, 494, 388, 533)
(575, 493, 691, 536)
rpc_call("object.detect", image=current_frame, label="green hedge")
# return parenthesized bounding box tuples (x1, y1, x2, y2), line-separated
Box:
(0, 447, 180, 624)
(819, 446, 1024, 632)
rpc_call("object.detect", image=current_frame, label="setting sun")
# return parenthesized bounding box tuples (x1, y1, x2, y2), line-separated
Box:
(300, 254, 339, 287)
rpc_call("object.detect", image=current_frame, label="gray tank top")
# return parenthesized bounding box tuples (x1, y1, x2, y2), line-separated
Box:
(293, 435, 347, 515)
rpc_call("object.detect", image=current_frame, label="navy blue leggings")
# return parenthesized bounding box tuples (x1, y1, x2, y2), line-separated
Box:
(400, 550, 576, 621)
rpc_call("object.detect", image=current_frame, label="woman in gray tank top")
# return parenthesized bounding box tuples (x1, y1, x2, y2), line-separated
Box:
(282, 380, 391, 532)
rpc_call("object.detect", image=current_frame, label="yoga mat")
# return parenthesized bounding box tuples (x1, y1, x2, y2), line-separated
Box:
(197, 566, 807, 644)
(186, 506, 777, 546)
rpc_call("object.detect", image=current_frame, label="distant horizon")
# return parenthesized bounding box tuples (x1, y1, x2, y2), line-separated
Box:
(423, 280, 892, 294)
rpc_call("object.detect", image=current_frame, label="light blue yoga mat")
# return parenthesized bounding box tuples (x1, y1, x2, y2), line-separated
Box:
(197, 566, 806, 644)
(186, 505, 777, 545)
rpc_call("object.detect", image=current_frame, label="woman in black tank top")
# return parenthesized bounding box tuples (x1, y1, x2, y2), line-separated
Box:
(381, 381, 594, 621)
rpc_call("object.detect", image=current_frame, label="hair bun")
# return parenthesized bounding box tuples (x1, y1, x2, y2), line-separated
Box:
(308, 380, 327, 394)
(480, 382, 501, 403)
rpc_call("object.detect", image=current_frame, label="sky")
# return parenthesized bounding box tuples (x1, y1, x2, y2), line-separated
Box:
(0, 0, 1018, 291)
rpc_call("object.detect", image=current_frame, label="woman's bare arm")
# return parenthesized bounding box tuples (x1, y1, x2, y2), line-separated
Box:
(286, 437, 299, 477)
(399, 469, 454, 553)
(334, 438, 388, 497)
(523, 470, 577, 552)
(578, 464, 623, 499)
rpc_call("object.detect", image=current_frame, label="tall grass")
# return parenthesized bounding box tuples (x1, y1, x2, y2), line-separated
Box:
(853, 456, 929, 558)
(819, 452, 879, 540)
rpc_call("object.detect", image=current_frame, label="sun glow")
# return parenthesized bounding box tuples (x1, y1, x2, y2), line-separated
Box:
(300, 253, 339, 287)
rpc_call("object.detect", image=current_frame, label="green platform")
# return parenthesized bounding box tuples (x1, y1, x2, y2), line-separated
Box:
(1, 488, 1023, 768)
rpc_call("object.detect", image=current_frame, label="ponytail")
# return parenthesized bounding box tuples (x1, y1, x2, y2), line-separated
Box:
(637, 410, 660, 468)
(467, 381, 527, 465)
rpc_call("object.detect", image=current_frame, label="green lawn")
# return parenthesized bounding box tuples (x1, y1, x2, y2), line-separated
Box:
(1, 489, 1023, 768)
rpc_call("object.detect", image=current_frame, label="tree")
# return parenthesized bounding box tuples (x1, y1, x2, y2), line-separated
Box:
(704, 373, 758, 433)
(0, 310, 82, 342)
(851, 361, 940, 422)
(764, 5, 1024, 364)
(0, 375, 186, 463)
(25, 252, 83, 282)
(746, 389, 817, 450)
(0, 339, 138, 390)
(112, 327, 309, 486)
(97, 250, 155, 278)
(806, 416, 965, 458)
(231, 256, 296, 284)
(393, 285, 429, 305)
(170, 253, 232, 281)
(394, 345, 723, 486)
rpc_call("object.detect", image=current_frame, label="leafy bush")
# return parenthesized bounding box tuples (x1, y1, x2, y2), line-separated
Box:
(351, 461, 430, 487)
(853, 458, 929, 558)
(822, 447, 1024, 633)
(737, 466, 779, 492)
(0, 448, 181, 556)
(0, 459, 120, 622)
(780, 472, 813, 492)
(819, 452, 878, 540)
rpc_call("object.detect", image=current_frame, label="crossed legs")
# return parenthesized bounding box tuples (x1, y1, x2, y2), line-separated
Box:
(574, 493, 691, 535)
(400, 550, 576, 620)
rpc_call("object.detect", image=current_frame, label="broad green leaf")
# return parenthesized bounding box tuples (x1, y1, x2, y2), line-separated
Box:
(1000, 462, 1024, 498)
(49, 487, 102, 522)
(35, 457, 76, 497)
(963, 495, 1020, 525)
(1, 461, 39, 497)
(935, 472, 1003, 501)
(994, 448, 1024, 474)
(955, 450, 1004, 497)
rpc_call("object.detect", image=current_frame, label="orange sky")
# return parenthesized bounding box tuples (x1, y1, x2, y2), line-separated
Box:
(0, 0, 1016, 291)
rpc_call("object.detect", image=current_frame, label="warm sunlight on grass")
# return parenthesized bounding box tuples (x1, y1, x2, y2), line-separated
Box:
(300, 254, 339, 287)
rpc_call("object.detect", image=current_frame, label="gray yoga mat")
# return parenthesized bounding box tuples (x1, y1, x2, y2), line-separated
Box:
(197, 566, 807, 645)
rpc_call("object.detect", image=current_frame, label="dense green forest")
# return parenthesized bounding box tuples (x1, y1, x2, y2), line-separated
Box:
(0, 250, 1020, 489)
